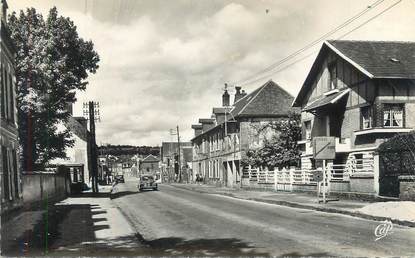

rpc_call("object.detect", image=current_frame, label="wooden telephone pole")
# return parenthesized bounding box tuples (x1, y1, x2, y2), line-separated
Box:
(84, 101, 100, 193)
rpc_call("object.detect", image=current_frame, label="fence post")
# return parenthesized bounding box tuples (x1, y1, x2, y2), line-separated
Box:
(248, 165, 251, 180)
(281, 168, 285, 191)
(301, 169, 306, 185)
(373, 154, 380, 195)
(265, 167, 268, 184)
(274, 168, 277, 191)
(289, 167, 294, 192)
(326, 161, 332, 195)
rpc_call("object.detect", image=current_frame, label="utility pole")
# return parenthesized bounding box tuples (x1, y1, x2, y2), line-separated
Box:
(84, 101, 100, 193)
(177, 125, 182, 183)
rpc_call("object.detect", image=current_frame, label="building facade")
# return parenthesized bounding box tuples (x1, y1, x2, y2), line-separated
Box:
(191, 81, 295, 187)
(50, 114, 91, 185)
(0, 0, 22, 213)
(160, 141, 193, 182)
(139, 154, 160, 175)
(293, 40, 415, 197)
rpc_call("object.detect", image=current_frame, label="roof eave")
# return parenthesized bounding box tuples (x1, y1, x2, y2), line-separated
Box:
(292, 41, 375, 107)
(325, 41, 374, 79)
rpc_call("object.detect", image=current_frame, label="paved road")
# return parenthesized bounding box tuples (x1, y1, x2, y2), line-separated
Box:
(113, 179, 415, 257)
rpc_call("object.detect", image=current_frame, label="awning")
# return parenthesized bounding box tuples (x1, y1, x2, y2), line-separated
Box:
(302, 89, 350, 112)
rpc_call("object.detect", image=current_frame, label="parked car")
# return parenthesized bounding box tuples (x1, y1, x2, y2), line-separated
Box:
(114, 175, 125, 183)
(138, 175, 158, 191)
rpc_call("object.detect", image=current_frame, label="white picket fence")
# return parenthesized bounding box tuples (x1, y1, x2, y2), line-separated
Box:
(243, 160, 374, 191)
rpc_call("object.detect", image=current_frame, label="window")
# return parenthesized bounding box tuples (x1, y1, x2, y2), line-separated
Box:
(1, 65, 7, 119)
(12, 150, 19, 197)
(383, 104, 404, 127)
(2, 146, 10, 200)
(361, 106, 372, 129)
(328, 62, 337, 90)
(8, 73, 14, 123)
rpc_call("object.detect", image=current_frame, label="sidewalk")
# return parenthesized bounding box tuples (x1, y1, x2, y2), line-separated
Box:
(171, 183, 415, 227)
(1, 184, 142, 256)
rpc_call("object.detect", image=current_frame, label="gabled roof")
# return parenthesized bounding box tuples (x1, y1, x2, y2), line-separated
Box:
(141, 154, 159, 163)
(293, 40, 415, 107)
(327, 40, 415, 79)
(191, 80, 294, 142)
(66, 117, 88, 142)
(231, 80, 295, 118)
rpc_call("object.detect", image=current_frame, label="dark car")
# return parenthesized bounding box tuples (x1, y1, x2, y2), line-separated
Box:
(115, 175, 125, 183)
(138, 175, 158, 191)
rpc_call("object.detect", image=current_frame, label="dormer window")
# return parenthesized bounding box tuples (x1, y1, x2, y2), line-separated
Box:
(328, 62, 337, 90)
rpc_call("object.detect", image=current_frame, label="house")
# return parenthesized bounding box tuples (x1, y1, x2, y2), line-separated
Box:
(191, 80, 295, 187)
(292, 40, 415, 197)
(50, 114, 91, 185)
(139, 154, 160, 175)
(0, 0, 22, 213)
(160, 141, 193, 182)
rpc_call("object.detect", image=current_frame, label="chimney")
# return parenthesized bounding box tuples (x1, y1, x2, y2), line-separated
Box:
(191, 124, 203, 137)
(234, 86, 244, 103)
(198, 118, 215, 132)
(241, 90, 247, 98)
(222, 84, 230, 107)
(212, 107, 227, 124)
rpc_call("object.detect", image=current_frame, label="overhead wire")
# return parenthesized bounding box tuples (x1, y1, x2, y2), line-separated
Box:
(232, 0, 388, 86)
(236, 0, 402, 87)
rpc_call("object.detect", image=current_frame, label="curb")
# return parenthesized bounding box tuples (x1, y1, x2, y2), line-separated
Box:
(170, 184, 415, 228)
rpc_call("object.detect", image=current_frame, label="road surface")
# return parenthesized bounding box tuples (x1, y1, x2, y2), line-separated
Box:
(112, 178, 415, 257)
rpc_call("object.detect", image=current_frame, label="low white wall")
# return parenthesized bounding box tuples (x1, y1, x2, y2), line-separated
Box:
(22, 170, 70, 206)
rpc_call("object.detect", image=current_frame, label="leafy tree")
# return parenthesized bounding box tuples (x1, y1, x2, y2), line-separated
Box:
(378, 131, 415, 174)
(242, 113, 301, 169)
(8, 7, 100, 170)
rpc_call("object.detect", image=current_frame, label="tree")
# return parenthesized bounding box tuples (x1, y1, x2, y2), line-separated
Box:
(8, 7, 100, 170)
(242, 113, 302, 169)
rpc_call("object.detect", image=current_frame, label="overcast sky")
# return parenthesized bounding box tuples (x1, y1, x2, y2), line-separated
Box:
(10, 0, 415, 146)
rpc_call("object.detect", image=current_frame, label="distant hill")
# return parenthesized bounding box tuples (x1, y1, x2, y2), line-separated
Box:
(98, 144, 160, 157)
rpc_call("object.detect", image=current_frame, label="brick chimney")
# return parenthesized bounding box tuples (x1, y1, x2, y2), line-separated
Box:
(212, 107, 227, 124)
(222, 85, 230, 107)
(241, 89, 247, 98)
(234, 86, 243, 103)
(191, 124, 203, 137)
(199, 118, 215, 132)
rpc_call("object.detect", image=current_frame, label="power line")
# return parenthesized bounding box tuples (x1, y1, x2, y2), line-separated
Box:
(232, 0, 386, 86)
(335, 0, 402, 40)
(237, 0, 402, 87)
(240, 51, 317, 87)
